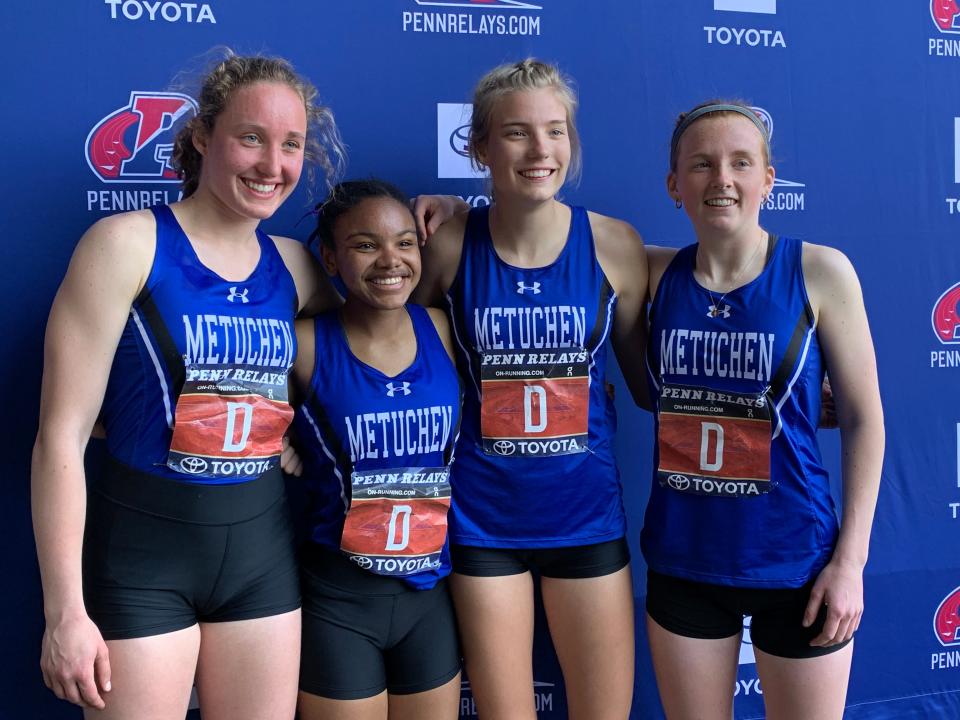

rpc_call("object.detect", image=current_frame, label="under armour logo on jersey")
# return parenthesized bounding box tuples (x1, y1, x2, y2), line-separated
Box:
(385, 382, 412, 397)
(516, 281, 541, 295)
(707, 303, 731, 319)
(227, 287, 249, 303)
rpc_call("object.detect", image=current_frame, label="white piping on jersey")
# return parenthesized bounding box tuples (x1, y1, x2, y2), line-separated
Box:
(445, 292, 483, 403)
(300, 405, 350, 513)
(587, 290, 618, 380)
(771, 322, 816, 440)
(130, 308, 174, 429)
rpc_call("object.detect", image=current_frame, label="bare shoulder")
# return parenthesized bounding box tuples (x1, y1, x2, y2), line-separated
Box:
(270, 234, 338, 314)
(424, 305, 455, 360)
(800, 241, 861, 313)
(270, 234, 313, 268)
(646, 244, 681, 301)
(587, 211, 646, 296)
(801, 241, 856, 281)
(587, 211, 643, 254)
(71, 209, 156, 291)
(84, 208, 155, 252)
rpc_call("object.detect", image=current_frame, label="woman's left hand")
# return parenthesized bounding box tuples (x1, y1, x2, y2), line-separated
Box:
(803, 558, 864, 647)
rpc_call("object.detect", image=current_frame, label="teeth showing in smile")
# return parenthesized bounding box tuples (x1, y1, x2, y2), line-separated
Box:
(370, 276, 405, 287)
(520, 169, 552, 179)
(706, 198, 736, 207)
(243, 179, 276, 193)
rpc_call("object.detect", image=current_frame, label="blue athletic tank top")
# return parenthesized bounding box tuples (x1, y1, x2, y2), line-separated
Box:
(643, 236, 839, 588)
(444, 205, 625, 548)
(295, 305, 461, 590)
(100, 204, 298, 485)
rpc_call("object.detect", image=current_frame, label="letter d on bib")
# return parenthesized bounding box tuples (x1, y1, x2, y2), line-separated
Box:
(386, 505, 412, 551)
(523, 385, 548, 433)
(223, 401, 254, 452)
(699, 421, 724, 472)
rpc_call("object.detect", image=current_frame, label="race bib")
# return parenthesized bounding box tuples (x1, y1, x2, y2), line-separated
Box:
(657, 383, 772, 497)
(167, 362, 293, 479)
(340, 466, 451, 577)
(479, 348, 589, 458)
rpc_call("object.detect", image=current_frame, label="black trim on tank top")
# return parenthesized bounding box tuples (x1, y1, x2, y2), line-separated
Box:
(303, 391, 355, 501)
(586, 277, 614, 351)
(446, 293, 483, 401)
(445, 379, 464, 466)
(768, 309, 813, 402)
(136, 286, 186, 398)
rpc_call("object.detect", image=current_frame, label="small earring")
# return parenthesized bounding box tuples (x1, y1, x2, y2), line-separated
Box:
(761, 194, 768, 204)
(675, 198, 682, 209)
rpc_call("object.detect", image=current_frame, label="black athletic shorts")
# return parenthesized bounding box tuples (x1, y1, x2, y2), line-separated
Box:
(299, 544, 461, 700)
(82, 458, 300, 641)
(646, 570, 852, 659)
(451, 537, 630, 579)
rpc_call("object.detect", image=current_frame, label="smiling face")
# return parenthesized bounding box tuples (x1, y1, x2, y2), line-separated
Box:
(667, 113, 775, 240)
(476, 88, 572, 204)
(193, 81, 307, 221)
(322, 197, 421, 311)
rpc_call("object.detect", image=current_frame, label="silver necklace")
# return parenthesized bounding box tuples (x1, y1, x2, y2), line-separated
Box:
(701, 231, 767, 319)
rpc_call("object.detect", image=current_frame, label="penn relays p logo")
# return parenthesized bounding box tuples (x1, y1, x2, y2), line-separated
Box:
(934, 586, 960, 646)
(932, 0, 960, 33)
(415, 0, 541, 8)
(85, 92, 197, 183)
(932, 282, 960, 344)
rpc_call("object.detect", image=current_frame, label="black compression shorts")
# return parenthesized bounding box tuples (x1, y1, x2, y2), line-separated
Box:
(82, 458, 300, 641)
(299, 544, 461, 700)
(646, 570, 852, 659)
(451, 537, 630, 579)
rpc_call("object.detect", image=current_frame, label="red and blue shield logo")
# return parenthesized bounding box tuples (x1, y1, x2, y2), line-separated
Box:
(932, 282, 960, 345)
(934, 586, 960, 646)
(931, 0, 960, 33)
(85, 92, 197, 183)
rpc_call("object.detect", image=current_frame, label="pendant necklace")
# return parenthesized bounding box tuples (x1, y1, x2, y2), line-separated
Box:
(701, 230, 767, 319)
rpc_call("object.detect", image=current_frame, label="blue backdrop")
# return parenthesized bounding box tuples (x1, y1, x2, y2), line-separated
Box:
(3, 1, 960, 717)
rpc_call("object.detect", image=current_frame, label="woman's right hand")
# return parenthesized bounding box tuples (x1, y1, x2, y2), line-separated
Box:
(41, 610, 111, 709)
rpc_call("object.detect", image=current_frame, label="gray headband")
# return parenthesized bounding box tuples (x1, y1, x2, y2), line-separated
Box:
(669, 103, 770, 169)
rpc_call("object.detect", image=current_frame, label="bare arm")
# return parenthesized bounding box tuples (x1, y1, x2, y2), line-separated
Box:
(272, 235, 341, 315)
(591, 212, 651, 410)
(800, 242, 885, 646)
(425, 306, 456, 362)
(291, 317, 317, 401)
(410, 210, 468, 308)
(32, 211, 153, 708)
(279, 317, 319, 478)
